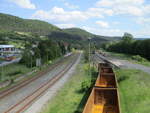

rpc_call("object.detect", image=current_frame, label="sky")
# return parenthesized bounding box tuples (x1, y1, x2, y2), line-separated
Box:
(0, 0, 150, 38)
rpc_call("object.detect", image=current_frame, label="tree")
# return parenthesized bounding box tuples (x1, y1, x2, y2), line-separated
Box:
(103, 33, 150, 60)
(122, 32, 133, 42)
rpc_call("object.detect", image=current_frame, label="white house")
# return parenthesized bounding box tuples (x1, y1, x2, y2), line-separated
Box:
(0, 45, 15, 53)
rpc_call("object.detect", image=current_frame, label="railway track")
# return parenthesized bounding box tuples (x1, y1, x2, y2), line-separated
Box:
(83, 63, 121, 113)
(0, 54, 72, 99)
(0, 53, 79, 113)
(4, 53, 79, 113)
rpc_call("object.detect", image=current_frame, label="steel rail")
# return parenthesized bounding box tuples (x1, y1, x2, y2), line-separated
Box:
(4, 53, 79, 113)
(0, 54, 73, 100)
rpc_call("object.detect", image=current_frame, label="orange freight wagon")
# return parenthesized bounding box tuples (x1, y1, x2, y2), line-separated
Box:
(83, 63, 120, 113)
(83, 88, 120, 113)
(95, 73, 116, 88)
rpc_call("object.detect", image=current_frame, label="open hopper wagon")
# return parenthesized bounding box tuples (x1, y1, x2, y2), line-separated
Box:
(83, 63, 120, 113)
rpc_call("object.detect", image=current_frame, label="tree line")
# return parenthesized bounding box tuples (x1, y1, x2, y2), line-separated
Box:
(102, 33, 150, 60)
(20, 38, 71, 67)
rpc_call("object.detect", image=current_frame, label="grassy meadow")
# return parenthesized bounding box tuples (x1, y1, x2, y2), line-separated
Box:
(115, 69, 150, 113)
(0, 63, 31, 81)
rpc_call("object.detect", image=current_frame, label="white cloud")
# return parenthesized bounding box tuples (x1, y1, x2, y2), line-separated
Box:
(31, 6, 115, 22)
(136, 30, 150, 37)
(136, 17, 150, 25)
(96, 20, 109, 28)
(128, 27, 150, 37)
(29, 0, 150, 37)
(10, 0, 36, 9)
(96, 0, 113, 7)
(96, 0, 144, 7)
(56, 23, 75, 28)
(114, 5, 143, 16)
(32, 6, 88, 22)
(113, 21, 120, 25)
(96, 0, 147, 16)
(64, 2, 79, 9)
(87, 8, 113, 17)
(82, 26, 122, 36)
(83, 25, 149, 38)
(142, 5, 150, 15)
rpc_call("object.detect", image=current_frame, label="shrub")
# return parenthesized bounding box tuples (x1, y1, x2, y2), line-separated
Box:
(81, 80, 90, 92)
(117, 75, 129, 83)
(74, 110, 82, 113)
(131, 55, 147, 62)
(7, 70, 22, 76)
(83, 50, 89, 63)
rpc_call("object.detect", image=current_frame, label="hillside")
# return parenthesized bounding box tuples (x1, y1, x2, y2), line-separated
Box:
(0, 13, 121, 49)
(63, 28, 94, 39)
(0, 13, 60, 35)
(63, 28, 121, 41)
(0, 13, 121, 40)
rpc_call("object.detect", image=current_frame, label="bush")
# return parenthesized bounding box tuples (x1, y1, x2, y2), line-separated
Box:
(81, 80, 90, 92)
(131, 55, 147, 62)
(117, 75, 129, 83)
(83, 50, 89, 63)
(7, 70, 22, 76)
(74, 110, 82, 113)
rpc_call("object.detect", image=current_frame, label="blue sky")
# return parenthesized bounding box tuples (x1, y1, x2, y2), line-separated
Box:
(0, 0, 150, 38)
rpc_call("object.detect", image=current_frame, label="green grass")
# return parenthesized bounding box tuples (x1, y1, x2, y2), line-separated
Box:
(41, 60, 92, 113)
(115, 69, 150, 113)
(107, 51, 150, 67)
(0, 55, 67, 91)
(0, 63, 31, 81)
(0, 54, 66, 82)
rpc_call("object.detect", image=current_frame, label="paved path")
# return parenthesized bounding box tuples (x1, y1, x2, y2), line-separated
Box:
(95, 53, 150, 74)
(110, 59, 150, 74)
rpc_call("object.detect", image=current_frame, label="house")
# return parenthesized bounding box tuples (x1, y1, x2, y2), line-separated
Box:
(0, 45, 18, 61)
(0, 45, 15, 53)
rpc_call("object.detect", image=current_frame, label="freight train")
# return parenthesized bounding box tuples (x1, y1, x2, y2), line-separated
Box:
(83, 63, 121, 113)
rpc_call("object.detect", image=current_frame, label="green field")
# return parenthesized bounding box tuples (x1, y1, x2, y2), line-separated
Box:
(0, 63, 31, 81)
(41, 59, 96, 113)
(115, 69, 150, 113)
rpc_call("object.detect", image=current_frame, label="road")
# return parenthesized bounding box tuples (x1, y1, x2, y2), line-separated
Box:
(95, 53, 150, 74)
(0, 53, 80, 113)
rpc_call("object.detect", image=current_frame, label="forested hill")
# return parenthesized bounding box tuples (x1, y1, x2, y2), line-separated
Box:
(63, 28, 121, 41)
(0, 13, 121, 41)
(0, 13, 61, 35)
(63, 28, 93, 39)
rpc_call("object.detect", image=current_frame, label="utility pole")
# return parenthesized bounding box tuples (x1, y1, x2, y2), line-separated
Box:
(88, 37, 92, 84)
(30, 50, 34, 69)
(1, 65, 3, 81)
(31, 54, 32, 68)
